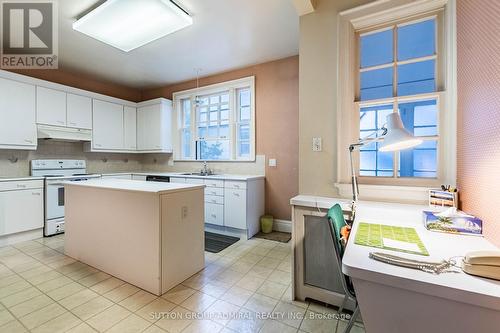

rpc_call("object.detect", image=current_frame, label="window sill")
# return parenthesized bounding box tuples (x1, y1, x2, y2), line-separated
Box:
(334, 183, 433, 204)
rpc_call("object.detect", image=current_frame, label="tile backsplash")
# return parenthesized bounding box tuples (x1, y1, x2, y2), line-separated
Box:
(0, 141, 142, 177)
(0, 141, 266, 177)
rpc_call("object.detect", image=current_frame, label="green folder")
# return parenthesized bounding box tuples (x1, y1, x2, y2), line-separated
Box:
(354, 222, 429, 256)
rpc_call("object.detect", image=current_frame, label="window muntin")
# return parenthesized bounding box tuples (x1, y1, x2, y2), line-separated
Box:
(175, 77, 255, 161)
(180, 98, 191, 159)
(237, 88, 251, 158)
(357, 16, 439, 179)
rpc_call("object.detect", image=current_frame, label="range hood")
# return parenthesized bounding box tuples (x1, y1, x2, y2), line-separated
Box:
(37, 124, 92, 142)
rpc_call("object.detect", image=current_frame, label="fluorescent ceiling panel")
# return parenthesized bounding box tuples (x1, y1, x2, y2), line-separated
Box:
(73, 0, 192, 52)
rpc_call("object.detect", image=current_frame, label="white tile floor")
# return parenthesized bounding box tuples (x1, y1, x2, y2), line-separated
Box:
(0, 235, 365, 333)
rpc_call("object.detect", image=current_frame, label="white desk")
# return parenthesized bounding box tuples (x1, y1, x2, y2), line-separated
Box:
(291, 195, 500, 333)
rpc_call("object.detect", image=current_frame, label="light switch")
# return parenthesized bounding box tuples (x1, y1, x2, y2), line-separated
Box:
(312, 137, 322, 152)
(269, 158, 277, 167)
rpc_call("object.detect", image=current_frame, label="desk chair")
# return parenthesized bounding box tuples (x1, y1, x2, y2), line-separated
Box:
(327, 204, 360, 333)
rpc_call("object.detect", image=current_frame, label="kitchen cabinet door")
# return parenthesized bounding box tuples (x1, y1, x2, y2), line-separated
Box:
(224, 188, 247, 229)
(92, 100, 124, 150)
(0, 189, 43, 236)
(36, 86, 67, 126)
(205, 203, 224, 226)
(137, 99, 172, 152)
(124, 106, 137, 150)
(137, 104, 160, 150)
(67, 94, 92, 129)
(0, 78, 37, 149)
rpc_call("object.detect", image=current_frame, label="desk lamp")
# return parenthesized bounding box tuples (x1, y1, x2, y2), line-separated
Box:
(349, 112, 423, 220)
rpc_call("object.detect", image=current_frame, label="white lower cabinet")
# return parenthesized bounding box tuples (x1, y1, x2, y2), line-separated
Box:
(0, 181, 44, 236)
(169, 177, 186, 184)
(224, 188, 247, 229)
(205, 203, 224, 226)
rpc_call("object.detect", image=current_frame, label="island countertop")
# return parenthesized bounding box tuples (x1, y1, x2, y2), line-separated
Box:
(64, 178, 205, 194)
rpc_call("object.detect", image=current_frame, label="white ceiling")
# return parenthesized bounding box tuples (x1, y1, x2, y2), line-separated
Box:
(58, 0, 299, 89)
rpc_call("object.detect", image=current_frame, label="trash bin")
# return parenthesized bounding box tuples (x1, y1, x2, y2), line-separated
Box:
(260, 215, 274, 234)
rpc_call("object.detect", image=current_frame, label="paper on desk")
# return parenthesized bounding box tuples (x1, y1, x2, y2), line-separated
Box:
(382, 238, 421, 253)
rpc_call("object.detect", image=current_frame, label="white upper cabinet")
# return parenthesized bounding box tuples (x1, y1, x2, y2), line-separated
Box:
(123, 106, 137, 150)
(36, 86, 67, 127)
(92, 100, 124, 150)
(0, 78, 37, 149)
(67, 94, 92, 129)
(137, 99, 172, 152)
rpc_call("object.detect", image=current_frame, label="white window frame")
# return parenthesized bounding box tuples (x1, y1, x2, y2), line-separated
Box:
(335, 0, 457, 201)
(172, 76, 256, 162)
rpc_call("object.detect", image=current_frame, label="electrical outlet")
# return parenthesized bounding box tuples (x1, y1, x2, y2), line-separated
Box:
(269, 158, 277, 167)
(312, 137, 322, 152)
(182, 206, 188, 219)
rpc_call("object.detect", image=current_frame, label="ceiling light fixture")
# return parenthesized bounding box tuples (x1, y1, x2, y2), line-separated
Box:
(73, 0, 193, 52)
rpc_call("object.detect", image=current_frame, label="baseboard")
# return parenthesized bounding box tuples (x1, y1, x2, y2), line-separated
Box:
(0, 229, 43, 247)
(273, 219, 292, 233)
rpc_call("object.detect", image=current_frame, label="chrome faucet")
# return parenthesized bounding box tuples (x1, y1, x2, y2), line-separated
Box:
(201, 161, 213, 176)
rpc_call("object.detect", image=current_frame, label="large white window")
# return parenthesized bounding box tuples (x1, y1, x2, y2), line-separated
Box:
(173, 77, 255, 161)
(336, 0, 456, 195)
(358, 17, 440, 179)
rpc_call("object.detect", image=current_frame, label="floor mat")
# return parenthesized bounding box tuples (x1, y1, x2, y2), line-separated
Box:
(205, 232, 240, 253)
(253, 231, 291, 243)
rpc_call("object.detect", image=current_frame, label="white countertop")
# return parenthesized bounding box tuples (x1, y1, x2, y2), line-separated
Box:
(65, 179, 205, 194)
(290, 195, 500, 311)
(103, 171, 265, 181)
(0, 176, 45, 182)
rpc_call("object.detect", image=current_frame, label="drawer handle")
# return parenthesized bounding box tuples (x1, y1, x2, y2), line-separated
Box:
(210, 191, 217, 195)
(211, 199, 217, 203)
(17, 184, 27, 188)
(211, 214, 217, 218)
(69, 122, 77, 126)
(234, 185, 240, 188)
(32, 192, 40, 195)
(95, 144, 102, 147)
(233, 192, 240, 197)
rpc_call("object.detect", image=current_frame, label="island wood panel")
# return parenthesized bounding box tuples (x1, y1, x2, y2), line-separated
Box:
(161, 189, 205, 293)
(65, 187, 161, 293)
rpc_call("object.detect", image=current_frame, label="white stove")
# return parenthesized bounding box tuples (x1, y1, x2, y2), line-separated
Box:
(31, 160, 101, 236)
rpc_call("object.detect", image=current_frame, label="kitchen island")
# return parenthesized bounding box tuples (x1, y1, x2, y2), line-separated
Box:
(64, 179, 205, 296)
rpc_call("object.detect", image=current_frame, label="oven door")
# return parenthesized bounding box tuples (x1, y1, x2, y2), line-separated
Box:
(45, 182, 65, 220)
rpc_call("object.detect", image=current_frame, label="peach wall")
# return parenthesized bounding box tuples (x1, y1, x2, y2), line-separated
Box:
(142, 56, 299, 220)
(8, 68, 142, 102)
(457, 0, 500, 247)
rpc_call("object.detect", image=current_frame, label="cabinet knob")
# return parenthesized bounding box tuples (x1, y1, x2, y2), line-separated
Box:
(17, 184, 26, 188)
